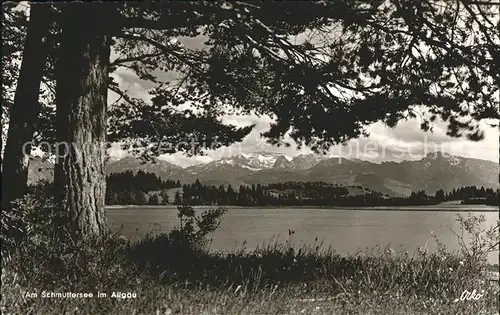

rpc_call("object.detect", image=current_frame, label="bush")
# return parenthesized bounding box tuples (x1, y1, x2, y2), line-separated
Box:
(452, 214, 499, 264)
(147, 194, 159, 205)
(128, 205, 227, 277)
(174, 205, 226, 250)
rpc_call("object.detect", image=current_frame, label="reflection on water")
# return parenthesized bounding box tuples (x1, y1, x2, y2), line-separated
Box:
(107, 205, 499, 264)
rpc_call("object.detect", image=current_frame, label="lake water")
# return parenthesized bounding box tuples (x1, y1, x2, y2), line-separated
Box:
(107, 205, 499, 264)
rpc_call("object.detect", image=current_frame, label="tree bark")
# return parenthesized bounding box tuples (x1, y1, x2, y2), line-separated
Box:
(54, 3, 111, 238)
(2, 4, 51, 208)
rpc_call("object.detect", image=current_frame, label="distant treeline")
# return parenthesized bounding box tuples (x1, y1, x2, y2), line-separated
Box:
(105, 170, 180, 205)
(174, 180, 275, 206)
(440, 186, 499, 205)
(175, 181, 439, 207)
(103, 171, 499, 206)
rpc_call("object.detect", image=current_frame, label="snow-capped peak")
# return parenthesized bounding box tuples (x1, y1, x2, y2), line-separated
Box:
(186, 151, 325, 175)
(288, 153, 328, 170)
(212, 152, 292, 171)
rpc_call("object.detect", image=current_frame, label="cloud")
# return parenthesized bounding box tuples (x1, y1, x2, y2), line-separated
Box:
(107, 143, 129, 160)
(159, 153, 214, 167)
(110, 67, 154, 101)
(342, 118, 499, 163)
(369, 119, 453, 144)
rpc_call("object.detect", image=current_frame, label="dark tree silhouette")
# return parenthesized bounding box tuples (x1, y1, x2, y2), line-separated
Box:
(435, 189, 445, 202)
(2, 4, 51, 209)
(53, 3, 111, 237)
(174, 191, 182, 205)
(147, 194, 159, 206)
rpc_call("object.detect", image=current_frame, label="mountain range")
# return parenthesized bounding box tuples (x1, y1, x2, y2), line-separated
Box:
(27, 151, 498, 197)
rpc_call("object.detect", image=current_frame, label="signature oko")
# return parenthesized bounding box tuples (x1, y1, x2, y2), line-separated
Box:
(453, 289, 485, 302)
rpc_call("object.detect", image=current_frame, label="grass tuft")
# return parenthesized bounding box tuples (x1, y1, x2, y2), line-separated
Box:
(1, 196, 499, 314)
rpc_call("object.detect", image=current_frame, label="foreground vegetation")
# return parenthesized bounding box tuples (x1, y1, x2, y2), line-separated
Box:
(1, 194, 499, 314)
(104, 173, 500, 207)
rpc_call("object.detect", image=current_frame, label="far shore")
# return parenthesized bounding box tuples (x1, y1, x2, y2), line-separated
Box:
(105, 204, 499, 212)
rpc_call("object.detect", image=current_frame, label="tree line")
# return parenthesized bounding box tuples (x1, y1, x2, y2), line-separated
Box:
(173, 182, 435, 207)
(105, 171, 180, 205)
(172, 181, 499, 207)
(107, 170, 180, 193)
(436, 186, 499, 205)
(92, 171, 500, 207)
(105, 189, 168, 206)
(170, 181, 441, 207)
(100, 172, 500, 207)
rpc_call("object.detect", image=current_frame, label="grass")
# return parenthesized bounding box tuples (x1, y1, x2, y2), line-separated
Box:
(1, 201, 499, 314)
(2, 236, 499, 315)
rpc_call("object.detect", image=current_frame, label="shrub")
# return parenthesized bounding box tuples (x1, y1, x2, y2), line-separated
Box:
(452, 214, 499, 263)
(175, 205, 227, 250)
(128, 205, 227, 277)
(1, 181, 138, 289)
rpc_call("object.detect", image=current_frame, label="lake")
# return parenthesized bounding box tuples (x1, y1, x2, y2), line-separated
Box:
(107, 205, 499, 264)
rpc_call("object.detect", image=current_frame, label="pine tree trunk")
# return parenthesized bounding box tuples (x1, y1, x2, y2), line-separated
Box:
(54, 3, 111, 238)
(2, 4, 51, 208)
